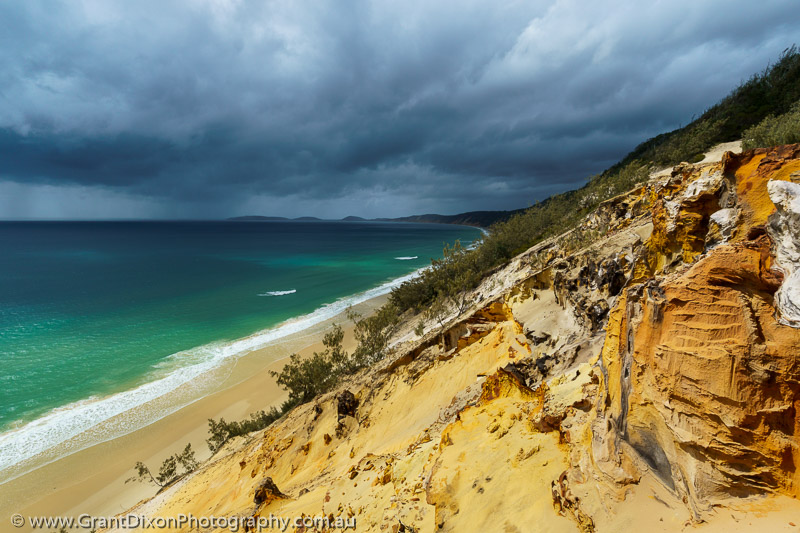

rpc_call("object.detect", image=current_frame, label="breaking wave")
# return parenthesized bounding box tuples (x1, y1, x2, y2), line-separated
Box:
(259, 289, 297, 296)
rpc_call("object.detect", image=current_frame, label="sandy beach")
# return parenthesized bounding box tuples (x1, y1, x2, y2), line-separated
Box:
(0, 293, 387, 527)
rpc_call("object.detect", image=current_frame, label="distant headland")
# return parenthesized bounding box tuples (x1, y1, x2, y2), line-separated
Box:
(227, 208, 526, 228)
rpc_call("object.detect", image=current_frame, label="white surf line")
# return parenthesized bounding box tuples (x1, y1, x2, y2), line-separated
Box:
(259, 289, 297, 296)
(0, 266, 429, 483)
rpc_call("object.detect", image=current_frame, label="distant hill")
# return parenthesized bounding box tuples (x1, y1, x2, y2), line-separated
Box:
(349, 212, 519, 227)
(228, 212, 514, 228)
(227, 215, 289, 221)
(378, 209, 525, 228)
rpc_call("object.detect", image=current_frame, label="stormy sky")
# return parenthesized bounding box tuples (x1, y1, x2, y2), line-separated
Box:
(1, 1, 799, 220)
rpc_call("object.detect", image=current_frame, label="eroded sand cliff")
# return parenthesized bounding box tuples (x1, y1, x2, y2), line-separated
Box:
(112, 144, 800, 532)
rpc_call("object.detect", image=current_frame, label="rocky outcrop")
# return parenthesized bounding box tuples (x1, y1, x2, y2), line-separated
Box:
(767, 180, 800, 327)
(596, 237, 798, 507)
(586, 145, 800, 522)
(725, 143, 800, 233)
(253, 477, 287, 506)
(634, 163, 734, 279)
(337, 390, 358, 420)
(706, 207, 737, 248)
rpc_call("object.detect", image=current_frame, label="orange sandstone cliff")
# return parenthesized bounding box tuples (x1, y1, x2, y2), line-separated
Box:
(110, 144, 800, 532)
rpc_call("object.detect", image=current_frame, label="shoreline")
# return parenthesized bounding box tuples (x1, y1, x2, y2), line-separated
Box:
(0, 265, 425, 483)
(0, 291, 388, 523)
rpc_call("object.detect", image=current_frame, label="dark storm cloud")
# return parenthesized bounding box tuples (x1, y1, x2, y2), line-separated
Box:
(1, 0, 800, 219)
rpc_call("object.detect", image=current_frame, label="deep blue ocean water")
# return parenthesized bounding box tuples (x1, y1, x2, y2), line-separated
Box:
(0, 220, 480, 469)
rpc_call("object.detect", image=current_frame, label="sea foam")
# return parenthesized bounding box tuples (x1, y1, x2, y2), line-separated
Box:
(0, 268, 425, 481)
(259, 289, 297, 296)
(394, 256, 418, 260)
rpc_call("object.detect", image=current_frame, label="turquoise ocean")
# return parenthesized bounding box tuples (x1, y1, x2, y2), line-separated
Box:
(0, 220, 481, 475)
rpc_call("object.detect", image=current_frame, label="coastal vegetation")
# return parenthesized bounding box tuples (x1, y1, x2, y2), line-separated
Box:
(206, 409, 284, 453)
(608, 46, 800, 169)
(269, 306, 399, 405)
(200, 306, 400, 455)
(271, 324, 348, 406)
(128, 443, 199, 489)
(742, 99, 800, 149)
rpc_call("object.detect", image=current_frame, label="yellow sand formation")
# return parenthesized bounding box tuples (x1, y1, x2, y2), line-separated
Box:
(97, 143, 800, 532)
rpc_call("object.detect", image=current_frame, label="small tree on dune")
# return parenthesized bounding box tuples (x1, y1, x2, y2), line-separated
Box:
(128, 443, 199, 488)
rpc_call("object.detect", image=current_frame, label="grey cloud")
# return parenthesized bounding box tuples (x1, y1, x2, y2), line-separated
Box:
(0, 0, 799, 219)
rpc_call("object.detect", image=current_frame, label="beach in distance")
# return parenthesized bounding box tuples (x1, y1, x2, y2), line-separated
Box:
(0, 220, 481, 522)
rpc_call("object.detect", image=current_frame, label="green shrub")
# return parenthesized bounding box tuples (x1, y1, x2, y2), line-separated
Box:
(268, 305, 400, 410)
(608, 45, 800, 173)
(270, 343, 339, 406)
(742, 99, 800, 149)
(206, 408, 283, 452)
(201, 305, 402, 455)
(128, 443, 199, 488)
(348, 304, 400, 368)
